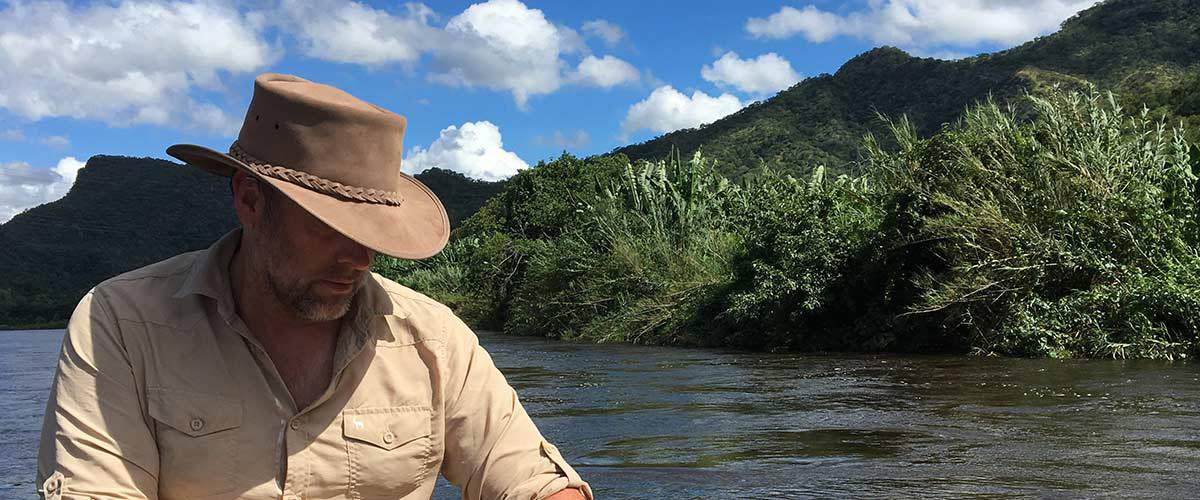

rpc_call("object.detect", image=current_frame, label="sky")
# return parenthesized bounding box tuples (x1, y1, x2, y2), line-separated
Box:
(0, 0, 1102, 222)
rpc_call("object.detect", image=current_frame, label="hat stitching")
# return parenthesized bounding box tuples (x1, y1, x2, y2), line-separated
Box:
(228, 141, 406, 206)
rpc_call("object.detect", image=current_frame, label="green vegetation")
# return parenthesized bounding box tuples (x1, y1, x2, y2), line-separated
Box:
(616, 0, 1200, 180)
(380, 88, 1200, 359)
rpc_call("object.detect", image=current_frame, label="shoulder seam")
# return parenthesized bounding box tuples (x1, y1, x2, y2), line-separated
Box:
(384, 289, 445, 308)
(103, 264, 192, 284)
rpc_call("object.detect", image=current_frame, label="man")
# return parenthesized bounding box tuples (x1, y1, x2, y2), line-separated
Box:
(37, 73, 592, 500)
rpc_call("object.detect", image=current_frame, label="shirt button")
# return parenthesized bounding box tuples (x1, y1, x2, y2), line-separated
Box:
(289, 419, 301, 431)
(189, 418, 205, 432)
(382, 431, 395, 444)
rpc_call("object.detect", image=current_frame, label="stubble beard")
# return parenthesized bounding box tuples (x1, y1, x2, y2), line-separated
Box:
(265, 267, 358, 322)
(260, 232, 361, 323)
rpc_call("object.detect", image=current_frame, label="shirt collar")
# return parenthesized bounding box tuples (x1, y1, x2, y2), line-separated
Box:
(172, 228, 243, 307)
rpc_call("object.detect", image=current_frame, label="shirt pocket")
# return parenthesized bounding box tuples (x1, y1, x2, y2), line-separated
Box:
(343, 405, 434, 498)
(147, 388, 242, 499)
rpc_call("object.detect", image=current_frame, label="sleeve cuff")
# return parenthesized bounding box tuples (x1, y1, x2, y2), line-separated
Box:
(523, 441, 593, 500)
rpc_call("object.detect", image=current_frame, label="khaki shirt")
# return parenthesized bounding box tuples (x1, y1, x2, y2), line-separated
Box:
(37, 229, 592, 500)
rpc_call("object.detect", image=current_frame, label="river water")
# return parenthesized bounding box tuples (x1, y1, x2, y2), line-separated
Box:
(2, 328, 1198, 498)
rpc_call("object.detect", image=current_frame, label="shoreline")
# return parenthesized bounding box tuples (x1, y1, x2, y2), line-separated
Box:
(0, 321, 67, 332)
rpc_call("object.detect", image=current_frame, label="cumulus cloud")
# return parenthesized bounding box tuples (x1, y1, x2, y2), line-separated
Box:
(745, 0, 1100, 49)
(572, 55, 640, 88)
(582, 19, 626, 46)
(701, 51, 802, 95)
(622, 86, 744, 137)
(431, 0, 585, 108)
(404, 121, 528, 181)
(285, 0, 636, 108)
(0, 1, 274, 136)
(0, 156, 86, 222)
(533, 130, 589, 149)
(278, 0, 434, 66)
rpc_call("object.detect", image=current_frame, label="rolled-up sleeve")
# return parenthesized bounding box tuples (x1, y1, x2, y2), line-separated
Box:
(37, 289, 158, 499)
(438, 313, 592, 500)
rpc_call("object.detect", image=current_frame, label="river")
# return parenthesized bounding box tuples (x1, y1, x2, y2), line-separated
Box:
(2, 328, 1198, 498)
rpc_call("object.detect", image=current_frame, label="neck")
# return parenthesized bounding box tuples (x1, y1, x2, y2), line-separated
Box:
(228, 238, 341, 344)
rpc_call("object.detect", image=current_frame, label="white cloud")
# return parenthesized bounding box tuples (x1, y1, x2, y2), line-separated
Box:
(746, 5, 845, 42)
(746, 1, 1101, 49)
(286, 0, 618, 109)
(0, 1, 273, 136)
(582, 19, 625, 46)
(1, 129, 24, 141)
(572, 55, 640, 88)
(279, 0, 434, 66)
(431, 0, 583, 109)
(40, 135, 69, 149)
(622, 85, 745, 137)
(404, 121, 528, 181)
(701, 51, 802, 95)
(0, 156, 85, 222)
(533, 130, 589, 149)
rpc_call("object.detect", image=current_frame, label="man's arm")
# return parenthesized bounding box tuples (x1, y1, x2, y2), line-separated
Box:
(438, 312, 593, 500)
(37, 289, 159, 499)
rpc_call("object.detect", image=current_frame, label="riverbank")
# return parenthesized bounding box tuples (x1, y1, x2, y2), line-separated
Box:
(0, 321, 66, 332)
(377, 89, 1200, 360)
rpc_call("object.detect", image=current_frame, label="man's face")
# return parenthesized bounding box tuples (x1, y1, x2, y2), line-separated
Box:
(251, 186, 376, 322)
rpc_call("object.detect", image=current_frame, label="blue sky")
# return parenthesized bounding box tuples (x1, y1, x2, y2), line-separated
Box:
(0, 0, 1100, 221)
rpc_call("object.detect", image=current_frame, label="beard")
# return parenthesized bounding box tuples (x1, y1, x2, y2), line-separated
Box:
(259, 228, 364, 322)
(265, 267, 360, 322)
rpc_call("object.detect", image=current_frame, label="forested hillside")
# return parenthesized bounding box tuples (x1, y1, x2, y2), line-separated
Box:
(615, 0, 1200, 179)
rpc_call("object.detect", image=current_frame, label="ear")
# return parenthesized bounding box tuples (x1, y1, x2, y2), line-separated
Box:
(230, 170, 267, 230)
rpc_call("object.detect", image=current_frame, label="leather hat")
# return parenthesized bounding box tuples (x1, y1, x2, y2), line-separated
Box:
(167, 73, 449, 259)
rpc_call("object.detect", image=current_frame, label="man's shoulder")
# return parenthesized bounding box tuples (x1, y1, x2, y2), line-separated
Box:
(367, 273, 479, 343)
(369, 272, 454, 315)
(97, 250, 203, 292)
(88, 250, 206, 318)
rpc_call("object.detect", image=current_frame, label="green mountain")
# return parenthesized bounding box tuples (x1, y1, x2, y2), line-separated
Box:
(615, 0, 1200, 179)
(0, 156, 503, 327)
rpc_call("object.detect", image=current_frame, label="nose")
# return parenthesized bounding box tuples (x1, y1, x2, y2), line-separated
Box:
(337, 238, 375, 271)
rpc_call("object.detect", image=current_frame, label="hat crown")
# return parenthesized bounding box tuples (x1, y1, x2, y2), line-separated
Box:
(235, 73, 406, 192)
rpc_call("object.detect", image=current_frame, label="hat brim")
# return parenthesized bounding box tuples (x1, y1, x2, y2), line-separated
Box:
(166, 143, 449, 260)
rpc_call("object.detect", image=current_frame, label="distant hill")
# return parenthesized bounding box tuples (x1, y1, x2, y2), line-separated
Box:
(614, 0, 1200, 179)
(0, 156, 503, 327)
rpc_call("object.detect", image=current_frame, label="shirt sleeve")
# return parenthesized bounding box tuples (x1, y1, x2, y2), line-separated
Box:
(37, 289, 159, 499)
(437, 312, 593, 500)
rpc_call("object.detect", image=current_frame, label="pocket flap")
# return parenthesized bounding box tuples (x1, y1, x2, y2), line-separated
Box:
(343, 406, 431, 451)
(148, 388, 242, 437)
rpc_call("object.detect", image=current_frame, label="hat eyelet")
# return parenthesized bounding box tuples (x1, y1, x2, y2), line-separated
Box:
(274, 123, 279, 130)
(255, 114, 260, 121)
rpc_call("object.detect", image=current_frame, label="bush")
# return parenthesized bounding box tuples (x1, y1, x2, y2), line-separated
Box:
(506, 152, 742, 344)
(872, 90, 1200, 359)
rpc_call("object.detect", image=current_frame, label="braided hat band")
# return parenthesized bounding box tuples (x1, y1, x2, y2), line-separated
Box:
(228, 141, 406, 206)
